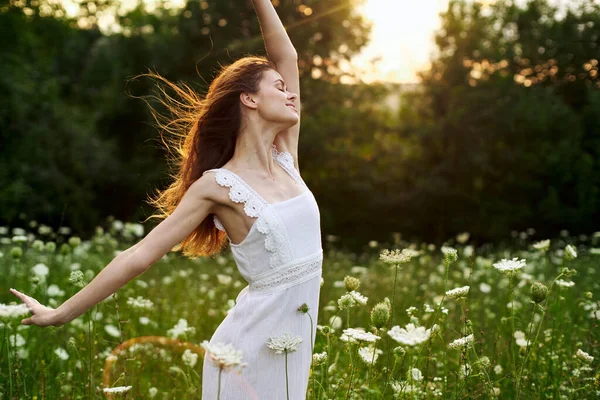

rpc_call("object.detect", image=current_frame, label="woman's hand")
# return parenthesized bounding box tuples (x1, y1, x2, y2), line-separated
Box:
(9, 288, 64, 327)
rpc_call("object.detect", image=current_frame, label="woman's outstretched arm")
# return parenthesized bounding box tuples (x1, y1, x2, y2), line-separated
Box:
(252, 0, 301, 169)
(10, 175, 218, 327)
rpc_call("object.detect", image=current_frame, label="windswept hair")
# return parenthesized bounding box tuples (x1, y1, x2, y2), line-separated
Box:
(136, 56, 277, 258)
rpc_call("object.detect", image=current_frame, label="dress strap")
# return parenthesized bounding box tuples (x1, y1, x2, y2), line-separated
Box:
(271, 144, 307, 188)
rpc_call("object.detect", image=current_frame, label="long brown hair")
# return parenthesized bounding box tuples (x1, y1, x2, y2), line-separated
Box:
(137, 56, 278, 258)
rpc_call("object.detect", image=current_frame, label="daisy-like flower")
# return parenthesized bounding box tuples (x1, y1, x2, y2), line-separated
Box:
(445, 286, 470, 299)
(448, 334, 474, 349)
(266, 332, 303, 354)
(532, 239, 550, 252)
(575, 349, 594, 363)
(0, 303, 30, 320)
(341, 328, 380, 343)
(388, 323, 431, 346)
(201, 341, 247, 370)
(358, 346, 382, 364)
(103, 386, 132, 394)
(349, 291, 368, 305)
(379, 248, 420, 264)
(555, 279, 575, 288)
(564, 244, 577, 260)
(493, 258, 526, 276)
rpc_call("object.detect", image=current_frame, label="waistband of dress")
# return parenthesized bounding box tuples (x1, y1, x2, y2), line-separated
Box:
(248, 249, 323, 294)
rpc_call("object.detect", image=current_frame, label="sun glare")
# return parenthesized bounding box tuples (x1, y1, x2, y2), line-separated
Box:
(351, 0, 450, 83)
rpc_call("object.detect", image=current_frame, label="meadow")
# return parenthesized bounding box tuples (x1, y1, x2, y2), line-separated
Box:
(1, 218, 598, 399)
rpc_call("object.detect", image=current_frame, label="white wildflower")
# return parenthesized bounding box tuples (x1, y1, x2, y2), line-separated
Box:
(217, 274, 232, 285)
(410, 367, 423, 381)
(312, 352, 328, 366)
(349, 291, 368, 305)
(103, 386, 132, 394)
(576, 349, 594, 363)
(493, 258, 526, 275)
(342, 328, 380, 343)
(479, 282, 491, 293)
(445, 286, 470, 299)
(448, 334, 474, 349)
(565, 244, 577, 260)
(167, 318, 196, 339)
(104, 324, 121, 338)
(338, 293, 357, 310)
(358, 347, 382, 364)
(388, 323, 431, 346)
(555, 279, 575, 288)
(0, 303, 30, 320)
(532, 239, 550, 252)
(379, 248, 420, 264)
(266, 332, 303, 354)
(182, 349, 198, 368)
(31, 263, 49, 281)
(201, 341, 247, 370)
(54, 347, 69, 360)
(494, 364, 503, 374)
(126, 296, 154, 310)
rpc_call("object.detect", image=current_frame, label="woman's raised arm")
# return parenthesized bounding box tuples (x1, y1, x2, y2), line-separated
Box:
(10, 175, 218, 327)
(252, 0, 302, 168)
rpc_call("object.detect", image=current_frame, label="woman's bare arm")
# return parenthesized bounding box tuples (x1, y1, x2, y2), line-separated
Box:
(10, 175, 218, 327)
(252, 0, 302, 169)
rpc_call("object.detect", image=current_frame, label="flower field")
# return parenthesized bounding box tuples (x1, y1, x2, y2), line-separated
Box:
(1, 220, 599, 399)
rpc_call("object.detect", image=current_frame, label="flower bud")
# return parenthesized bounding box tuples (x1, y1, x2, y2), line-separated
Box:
(370, 302, 390, 329)
(530, 282, 548, 303)
(343, 276, 360, 292)
(60, 243, 71, 255)
(10, 246, 23, 259)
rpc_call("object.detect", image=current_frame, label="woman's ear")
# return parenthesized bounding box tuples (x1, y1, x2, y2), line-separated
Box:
(240, 92, 258, 109)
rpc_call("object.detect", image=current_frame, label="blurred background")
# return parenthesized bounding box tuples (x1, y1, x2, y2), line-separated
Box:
(1, 0, 599, 251)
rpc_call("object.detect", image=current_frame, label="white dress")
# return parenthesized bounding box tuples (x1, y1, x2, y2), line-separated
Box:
(200, 144, 323, 400)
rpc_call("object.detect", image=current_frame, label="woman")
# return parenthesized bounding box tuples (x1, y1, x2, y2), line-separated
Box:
(9, 1, 322, 398)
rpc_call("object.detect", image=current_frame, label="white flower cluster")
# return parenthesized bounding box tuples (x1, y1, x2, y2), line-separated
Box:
(348, 291, 368, 305)
(0, 303, 30, 319)
(388, 323, 431, 346)
(103, 386, 132, 394)
(181, 349, 198, 368)
(266, 332, 303, 354)
(201, 341, 247, 370)
(341, 328, 380, 343)
(358, 346, 383, 364)
(379, 248, 420, 264)
(126, 296, 154, 310)
(575, 349, 594, 363)
(445, 286, 470, 299)
(167, 318, 196, 339)
(493, 258, 526, 275)
(448, 334, 474, 349)
(532, 239, 550, 252)
(555, 279, 575, 288)
(312, 352, 328, 366)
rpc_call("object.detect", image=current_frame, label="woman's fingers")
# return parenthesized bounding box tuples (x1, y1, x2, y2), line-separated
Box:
(9, 288, 35, 311)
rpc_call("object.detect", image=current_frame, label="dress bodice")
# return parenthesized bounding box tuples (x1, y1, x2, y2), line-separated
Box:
(202, 144, 323, 293)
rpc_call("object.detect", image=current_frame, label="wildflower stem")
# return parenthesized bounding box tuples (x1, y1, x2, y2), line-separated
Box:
(5, 327, 14, 398)
(382, 264, 400, 396)
(285, 351, 290, 400)
(217, 367, 222, 400)
(308, 312, 314, 354)
(515, 302, 536, 398)
(509, 275, 517, 386)
(345, 344, 356, 400)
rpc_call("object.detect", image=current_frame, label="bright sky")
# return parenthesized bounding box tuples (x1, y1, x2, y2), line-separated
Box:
(352, 0, 450, 83)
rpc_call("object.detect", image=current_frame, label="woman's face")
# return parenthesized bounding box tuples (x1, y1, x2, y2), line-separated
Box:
(251, 69, 299, 127)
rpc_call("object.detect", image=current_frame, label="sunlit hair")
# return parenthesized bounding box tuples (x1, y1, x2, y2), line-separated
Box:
(135, 56, 278, 258)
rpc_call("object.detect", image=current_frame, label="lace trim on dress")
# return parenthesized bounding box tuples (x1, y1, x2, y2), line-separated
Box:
(205, 168, 294, 268)
(271, 144, 306, 188)
(249, 250, 323, 294)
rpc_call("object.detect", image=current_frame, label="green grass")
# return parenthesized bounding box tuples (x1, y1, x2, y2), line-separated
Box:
(1, 221, 599, 399)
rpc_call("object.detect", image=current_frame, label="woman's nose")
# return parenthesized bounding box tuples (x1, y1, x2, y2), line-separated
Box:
(287, 92, 298, 101)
